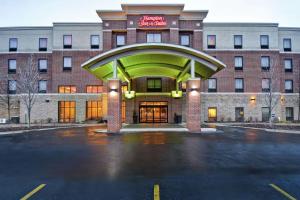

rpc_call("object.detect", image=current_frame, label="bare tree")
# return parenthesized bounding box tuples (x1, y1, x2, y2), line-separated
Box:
(263, 57, 280, 127)
(17, 54, 40, 127)
(0, 76, 13, 122)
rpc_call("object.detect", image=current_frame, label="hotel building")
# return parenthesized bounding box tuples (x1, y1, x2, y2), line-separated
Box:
(0, 4, 299, 132)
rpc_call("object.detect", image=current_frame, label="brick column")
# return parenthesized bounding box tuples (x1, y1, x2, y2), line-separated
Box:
(170, 28, 179, 45)
(103, 30, 112, 51)
(107, 79, 122, 133)
(193, 30, 203, 50)
(127, 28, 137, 45)
(186, 78, 201, 133)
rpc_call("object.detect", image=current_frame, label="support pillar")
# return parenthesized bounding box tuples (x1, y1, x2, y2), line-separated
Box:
(186, 78, 201, 133)
(107, 79, 122, 133)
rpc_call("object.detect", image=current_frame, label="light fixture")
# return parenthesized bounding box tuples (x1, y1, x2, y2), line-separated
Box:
(125, 91, 136, 99)
(110, 88, 118, 93)
(250, 96, 256, 102)
(190, 88, 197, 92)
(171, 90, 183, 98)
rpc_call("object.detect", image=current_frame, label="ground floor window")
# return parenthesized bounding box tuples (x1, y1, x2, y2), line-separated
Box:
(286, 107, 294, 121)
(262, 107, 270, 122)
(139, 102, 168, 123)
(235, 107, 244, 122)
(122, 101, 126, 123)
(208, 107, 217, 122)
(58, 101, 76, 123)
(86, 101, 102, 120)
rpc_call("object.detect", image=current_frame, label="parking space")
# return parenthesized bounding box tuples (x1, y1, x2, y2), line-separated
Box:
(0, 126, 300, 199)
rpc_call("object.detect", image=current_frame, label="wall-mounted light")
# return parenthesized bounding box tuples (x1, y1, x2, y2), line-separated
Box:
(250, 96, 256, 102)
(171, 90, 183, 98)
(125, 91, 135, 99)
(190, 88, 198, 92)
(110, 88, 118, 93)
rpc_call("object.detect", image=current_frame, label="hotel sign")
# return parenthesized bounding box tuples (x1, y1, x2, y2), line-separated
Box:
(138, 15, 167, 28)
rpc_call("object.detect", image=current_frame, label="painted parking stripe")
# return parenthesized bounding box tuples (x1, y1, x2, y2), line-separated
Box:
(20, 184, 46, 200)
(154, 184, 160, 200)
(269, 183, 297, 200)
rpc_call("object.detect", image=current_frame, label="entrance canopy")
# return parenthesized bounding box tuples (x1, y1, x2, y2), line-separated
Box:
(81, 43, 226, 82)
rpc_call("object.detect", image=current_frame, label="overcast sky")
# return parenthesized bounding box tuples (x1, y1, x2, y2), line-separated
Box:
(0, 0, 299, 27)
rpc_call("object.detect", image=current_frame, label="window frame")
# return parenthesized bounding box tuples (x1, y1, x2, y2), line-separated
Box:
(86, 85, 103, 93)
(261, 56, 270, 71)
(260, 35, 269, 49)
(235, 78, 244, 93)
(63, 35, 72, 49)
(39, 38, 48, 51)
(58, 85, 77, 93)
(63, 56, 72, 71)
(208, 78, 217, 92)
(8, 80, 17, 94)
(147, 78, 162, 92)
(86, 101, 103, 120)
(116, 34, 126, 47)
(207, 35, 216, 49)
(283, 38, 292, 52)
(58, 101, 76, 123)
(234, 35, 243, 49)
(146, 33, 162, 43)
(38, 80, 47, 93)
(9, 38, 18, 51)
(180, 34, 191, 47)
(262, 78, 270, 92)
(234, 56, 243, 70)
(8, 59, 17, 74)
(284, 58, 293, 73)
(90, 35, 100, 49)
(286, 107, 294, 121)
(285, 80, 293, 93)
(38, 59, 48, 73)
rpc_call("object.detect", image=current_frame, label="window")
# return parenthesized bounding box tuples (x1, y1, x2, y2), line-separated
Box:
(207, 35, 216, 49)
(234, 56, 243, 70)
(8, 59, 16, 74)
(235, 78, 244, 92)
(234, 35, 243, 49)
(38, 59, 48, 73)
(180, 35, 190, 46)
(283, 38, 292, 52)
(181, 82, 187, 92)
(261, 56, 270, 70)
(90, 35, 100, 49)
(63, 35, 72, 49)
(285, 80, 293, 93)
(39, 38, 47, 51)
(235, 107, 244, 122)
(262, 107, 270, 122)
(208, 78, 217, 92)
(147, 78, 162, 92)
(86, 85, 103, 93)
(260, 35, 269, 49)
(284, 59, 293, 72)
(208, 107, 217, 122)
(147, 33, 161, 43)
(116, 35, 125, 47)
(63, 57, 72, 71)
(58, 101, 76, 123)
(122, 101, 126, 123)
(122, 85, 128, 93)
(86, 101, 102, 120)
(262, 78, 270, 92)
(38, 80, 47, 93)
(286, 107, 294, 121)
(58, 86, 77, 93)
(9, 38, 18, 51)
(8, 80, 17, 94)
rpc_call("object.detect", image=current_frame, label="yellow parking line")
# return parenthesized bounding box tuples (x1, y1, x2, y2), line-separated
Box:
(154, 184, 160, 200)
(20, 184, 46, 200)
(269, 183, 297, 200)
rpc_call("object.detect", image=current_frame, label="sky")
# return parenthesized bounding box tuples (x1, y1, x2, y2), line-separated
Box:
(0, 0, 299, 27)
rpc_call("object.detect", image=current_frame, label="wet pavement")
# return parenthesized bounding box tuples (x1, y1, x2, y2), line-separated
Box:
(0, 126, 300, 199)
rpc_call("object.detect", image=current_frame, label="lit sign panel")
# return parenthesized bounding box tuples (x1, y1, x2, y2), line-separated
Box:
(138, 15, 167, 27)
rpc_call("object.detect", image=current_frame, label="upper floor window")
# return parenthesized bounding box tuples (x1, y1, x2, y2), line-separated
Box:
(235, 78, 244, 93)
(58, 86, 77, 93)
(180, 35, 190, 47)
(63, 35, 72, 49)
(39, 38, 47, 51)
(284, 59, 293, 72)
(86, 85, 103, 93)
(38, 80, 47, 93)
(283, 38, 292, 52)
(8, 59, 17, 74)
(116, 35, 126, 47)
(147, 78, 162, 92)
(207, 35, 216, 49)
(9, 38, 18, 51)
(261, 56, 270, 71)
(63, 57, 72, 71)
(208, 78, 217, 92)
(260, 35, 269, 49)
(90, 35, 100, 49)
(147, 33, 161, 43)
(234, 56, 243, 70)
(234, 35, 243, 49)
(285, 80, 293, 93)
(8, 80, 17, 94)
(262, 78, 270, 92)
(38, 59, 48, 73)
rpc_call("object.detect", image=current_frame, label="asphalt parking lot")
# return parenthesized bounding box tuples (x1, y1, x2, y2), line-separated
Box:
(0, 126, 300, 199)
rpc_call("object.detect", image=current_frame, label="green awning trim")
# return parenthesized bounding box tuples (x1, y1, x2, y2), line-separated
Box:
(82, 43, 226, 82)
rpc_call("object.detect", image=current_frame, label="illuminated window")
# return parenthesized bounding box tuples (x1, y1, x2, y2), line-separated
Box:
(207, 35, 216, 49)
(147, 78, 162, 92)
(9, 38, 18, 51)
(122, 101, 126, 123)
(122, 85, 128, 93)
(58, 86, 77, 93)
(208, 107, 217, 122)
(86, 85, 103, 93)
(59, 101, 76, 123)
(181, 82, 186, 92)
(63, 35, 72, 49)
(86, 101, 102, 120)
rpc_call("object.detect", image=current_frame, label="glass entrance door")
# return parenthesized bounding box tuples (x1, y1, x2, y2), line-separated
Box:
(139, 102, 168, 123)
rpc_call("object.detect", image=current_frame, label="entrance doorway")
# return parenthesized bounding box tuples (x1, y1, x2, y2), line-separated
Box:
(139, 102, 168, 123)
(235, 107, 244, 122)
